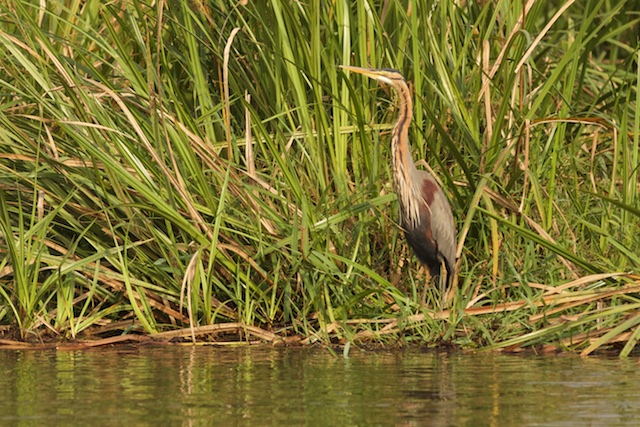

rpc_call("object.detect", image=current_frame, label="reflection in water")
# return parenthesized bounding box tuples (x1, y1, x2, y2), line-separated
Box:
(0, 346, 638, 426)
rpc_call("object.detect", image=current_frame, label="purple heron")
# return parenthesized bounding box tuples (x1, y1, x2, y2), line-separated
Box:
(342, 66, 456, 294)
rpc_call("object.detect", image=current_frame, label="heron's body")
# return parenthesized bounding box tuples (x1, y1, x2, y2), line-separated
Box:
(342, 65, 456, 289)
(402, 169, 456, 285)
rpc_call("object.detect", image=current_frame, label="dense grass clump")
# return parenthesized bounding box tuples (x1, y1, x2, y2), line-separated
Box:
(0, 0, 638, 355)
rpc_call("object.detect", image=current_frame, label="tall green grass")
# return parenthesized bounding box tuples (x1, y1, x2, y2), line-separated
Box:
(0, 0, 638, 355)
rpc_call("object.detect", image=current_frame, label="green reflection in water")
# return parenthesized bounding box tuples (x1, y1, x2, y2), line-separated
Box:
(0, 347, 638, 426)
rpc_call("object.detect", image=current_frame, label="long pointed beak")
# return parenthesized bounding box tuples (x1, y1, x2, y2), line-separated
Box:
(339, 65, 378, 78)
(340, 65, 398, 87)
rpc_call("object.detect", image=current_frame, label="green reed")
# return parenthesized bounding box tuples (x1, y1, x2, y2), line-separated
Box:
(0, 0, 638, 355)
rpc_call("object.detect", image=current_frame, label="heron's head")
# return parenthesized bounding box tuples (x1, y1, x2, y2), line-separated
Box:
(340, 65, 406, 87)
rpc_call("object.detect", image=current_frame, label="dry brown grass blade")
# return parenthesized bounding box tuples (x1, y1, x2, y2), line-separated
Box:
(72, 334, 154, 348)
(0, 334, 153, 350)
(161, 111, 280, 235)
(180, 250, 200, 343)
(481, 186, 580, 277)
(223, 27, 241, 154)
(153, 322, 280, 342)
(529, 284, 640, 323)
(89, 79, 213, 239)
(544, 272, 628, 294)
(480, 39, 492, 175)
(324, 278, 640, 342)
(245, 90, 255, 176)
(514, 0, 577, 73)
(477, 0, 535, 100)
(82, 267, 190, 323)
(217, 242, 276, 289)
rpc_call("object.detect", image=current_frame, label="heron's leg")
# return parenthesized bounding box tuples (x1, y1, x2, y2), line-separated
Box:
(418, 266, 432, 308)
(418, 264, 449, 310)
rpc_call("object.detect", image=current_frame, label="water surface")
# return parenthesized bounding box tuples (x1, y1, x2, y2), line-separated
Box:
(0, 346, 637, 426)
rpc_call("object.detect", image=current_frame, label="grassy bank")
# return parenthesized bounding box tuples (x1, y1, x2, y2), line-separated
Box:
(0, 0, 638, 355)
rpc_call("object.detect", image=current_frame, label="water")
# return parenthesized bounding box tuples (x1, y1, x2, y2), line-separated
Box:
(0, 346, 638, 426)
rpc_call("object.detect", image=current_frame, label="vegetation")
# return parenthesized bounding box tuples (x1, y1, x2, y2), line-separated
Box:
(0, 0, 638, 355)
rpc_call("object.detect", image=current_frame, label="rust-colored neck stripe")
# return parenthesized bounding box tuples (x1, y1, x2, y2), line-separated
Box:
(389, 80, 421, 229)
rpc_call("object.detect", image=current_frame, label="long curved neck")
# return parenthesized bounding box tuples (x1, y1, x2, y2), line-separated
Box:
(391, 83, 416, 176)
(390, 82, 421, 228)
